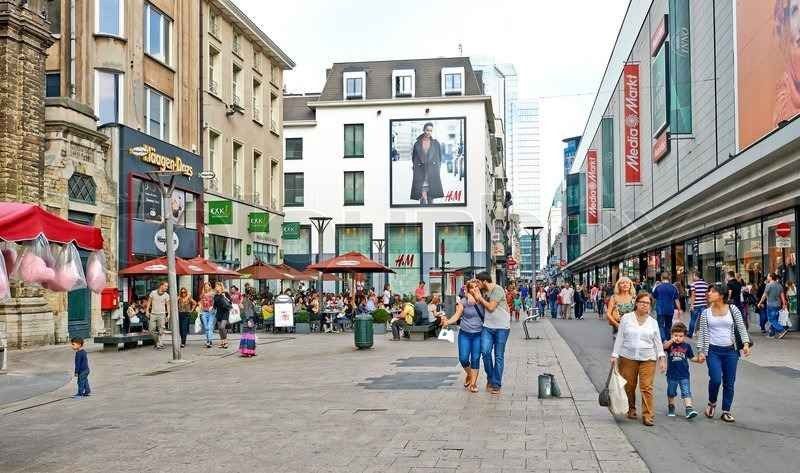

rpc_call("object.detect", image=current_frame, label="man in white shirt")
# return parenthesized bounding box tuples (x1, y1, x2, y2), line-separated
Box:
(146, 281, 170, 350)
(559, 283, 575, 319)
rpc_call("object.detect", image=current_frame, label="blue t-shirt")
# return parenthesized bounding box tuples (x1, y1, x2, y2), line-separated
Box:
(652, 283, 678, 315)
(666, 342, 693, 380)
(520, 287, 529, 299)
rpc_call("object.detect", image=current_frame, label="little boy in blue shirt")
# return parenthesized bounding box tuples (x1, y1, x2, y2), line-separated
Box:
(663, 322, 698, 419)
(71, 337, 91, 398)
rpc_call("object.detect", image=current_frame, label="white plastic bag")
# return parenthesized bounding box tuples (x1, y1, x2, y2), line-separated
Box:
(85, 250, 108, 294)
(228, 304, 242, 324)
(12, 235, 55, 285)
(47, 243, 87, 292)
(608, 364, 629, 416)
(779, 309, 792, 328)
(193, 315, 203, 334)
(437, 328, 455, 343)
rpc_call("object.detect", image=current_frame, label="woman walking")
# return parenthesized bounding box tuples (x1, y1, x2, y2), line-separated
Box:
(610, 292, 667, 426)
(239, 289, 257, 357)
(442, 280, 484, 393)
(199, 282, 216, 348)
(696, 284, 751, 423)
(177, 288, 196, 348)
(607, 276, 636, 334)
(213, 282, 232, 349)
(536, 285, 547, 317)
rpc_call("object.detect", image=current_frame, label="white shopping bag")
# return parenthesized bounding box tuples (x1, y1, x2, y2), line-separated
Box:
(779, 309, 792, 328)
(193, 314, 203, 334)
(608, 365, 629, 416)
(437, 328, 455, 343)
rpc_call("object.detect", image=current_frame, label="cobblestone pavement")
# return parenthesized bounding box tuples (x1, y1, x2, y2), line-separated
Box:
(0, 321, 648, 473)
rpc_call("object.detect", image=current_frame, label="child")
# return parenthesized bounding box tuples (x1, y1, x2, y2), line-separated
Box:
(513, 294, 523, 321)
(663, 322, 698, 419)
(71, 337, 90, 398)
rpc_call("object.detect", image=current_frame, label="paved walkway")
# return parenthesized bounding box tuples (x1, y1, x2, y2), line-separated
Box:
(0, 321, 648, 473)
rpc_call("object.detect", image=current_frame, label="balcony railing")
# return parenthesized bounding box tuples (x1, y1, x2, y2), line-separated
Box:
(233, 184, 242, 200)
(209, 80, 218, 95)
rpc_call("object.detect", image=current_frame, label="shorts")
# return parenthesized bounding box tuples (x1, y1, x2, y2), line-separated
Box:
(667, 378, 692, 399)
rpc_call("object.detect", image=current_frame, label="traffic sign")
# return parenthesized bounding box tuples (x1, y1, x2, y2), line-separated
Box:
(776, 222, 791, 238)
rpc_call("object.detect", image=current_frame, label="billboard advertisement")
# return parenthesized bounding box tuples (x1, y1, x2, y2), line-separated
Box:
(390, 117, 466, 207)
(736, 0, 800, 150)
(623, 63, 641, 185)
(586, 150, 598, 225)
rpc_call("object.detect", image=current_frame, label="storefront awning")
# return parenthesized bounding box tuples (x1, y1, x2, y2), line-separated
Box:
(0, 202, 103, 251)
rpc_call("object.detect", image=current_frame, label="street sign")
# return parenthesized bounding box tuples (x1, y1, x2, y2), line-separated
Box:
(776, 222, 791, 238)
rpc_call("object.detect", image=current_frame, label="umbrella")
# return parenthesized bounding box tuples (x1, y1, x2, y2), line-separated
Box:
(186, 257, 241, 277)
(0, 202, 103, 250)
(306, 252, 394, 274)
(118, 256, 209, 276)
(236, 262, 296, 281)
(275, 263, 315, 280)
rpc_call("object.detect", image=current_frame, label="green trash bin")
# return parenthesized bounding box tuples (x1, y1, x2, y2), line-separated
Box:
(354, 314, 374, 349)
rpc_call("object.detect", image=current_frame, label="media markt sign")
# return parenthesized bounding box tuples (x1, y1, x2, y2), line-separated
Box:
(248, 212, 269, 233)
(208, 200, 233, 225)
(282, 222, 300, 240)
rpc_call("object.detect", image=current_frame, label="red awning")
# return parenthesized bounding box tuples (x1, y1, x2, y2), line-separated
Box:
(275, 263, 315, 280)
(186, 257, 241, 277)
(0, 202, 103, 251)
(119, 256, 205, 276)
(306, 252, 394, 274)
(236, 263, 296, 281)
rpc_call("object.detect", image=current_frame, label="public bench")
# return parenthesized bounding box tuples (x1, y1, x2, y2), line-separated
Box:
(408, 322, 438, 341)
(94, 333, 155, 351)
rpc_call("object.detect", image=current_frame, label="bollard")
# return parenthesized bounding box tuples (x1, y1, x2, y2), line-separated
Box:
(537, 374, 552, 399)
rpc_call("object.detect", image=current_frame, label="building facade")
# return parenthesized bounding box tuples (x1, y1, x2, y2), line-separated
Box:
(565, 0, 800, 328)
(283, 57, 506, 296)
(513, 99, 543, 277)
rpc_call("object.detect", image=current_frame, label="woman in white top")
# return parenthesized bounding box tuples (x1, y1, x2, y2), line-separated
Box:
(696, 284, 751, 423)
(610, 292, 667, 426)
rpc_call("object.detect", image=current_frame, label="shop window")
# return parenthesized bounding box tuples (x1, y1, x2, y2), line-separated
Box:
(132, 178, 162, 222)
(68, 173, 96, 204)
(282, 225, 311, 255)
(737, 220, 763, 285)
(716, 228, 736, 284)
(336, 225, 371, 255)
(209, 235, 241, 268)
(252, 242, 277, 264)
(436, 223, 473, 268)
(387, 224, 422, 297)
(763, 211, 796, 287)
(674, 243, 686, 288)
(698, 234, 716, 284)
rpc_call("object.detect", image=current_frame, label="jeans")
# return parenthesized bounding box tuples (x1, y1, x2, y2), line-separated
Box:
(656, 312, 673, 342)
(458, 330, 482, 369)
(391, 319, 406, 339)
(766, 305, 785, 335)
(178, 312, 191, 345)
(76, 370, 90, 396)
(537, 300, 546, 317)
(707, 345, 739, 412)
(689, 307, 704, 337)
(667, 377, 692, 399)
(201, 311, 216, 344)
(481, 328, 510, 388)
(758, 306, 768, 332)
(549, 299, 557, 317)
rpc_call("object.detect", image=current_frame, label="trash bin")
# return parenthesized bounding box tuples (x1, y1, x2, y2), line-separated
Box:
(354, 313, 374, 349)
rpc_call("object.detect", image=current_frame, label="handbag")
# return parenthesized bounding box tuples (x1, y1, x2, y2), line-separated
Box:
(598, 366, 613, 407)
(779, 308, 792, 328)
(228, 304, 242, 324)
(437, 328, 455, 343)
(193, 314, 203, 334)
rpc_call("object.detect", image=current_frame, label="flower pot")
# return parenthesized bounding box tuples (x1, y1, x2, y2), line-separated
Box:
(373, 323, 386, 335)
(294, 323, 310, 334)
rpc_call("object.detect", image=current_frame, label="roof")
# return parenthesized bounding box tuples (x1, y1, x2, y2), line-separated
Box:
(213, 0, 295, 69)
(283, 94, 318, 122)
(317, 57, 483, 101)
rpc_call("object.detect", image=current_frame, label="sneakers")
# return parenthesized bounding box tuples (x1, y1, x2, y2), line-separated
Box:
(686, 406, 698, 419)
(667, 405, 676, 417)
(778, 330, 789, 339)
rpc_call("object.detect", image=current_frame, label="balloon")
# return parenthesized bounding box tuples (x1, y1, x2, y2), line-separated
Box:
(19, 253, 55, 284)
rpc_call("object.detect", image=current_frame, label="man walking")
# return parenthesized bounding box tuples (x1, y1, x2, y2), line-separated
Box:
(548, 284, 558, 318)
(146, 281, 170, 350)
(652, 272, 680, 341)
(726, 271, 744, 327)
(559, 283, 575, 319)
(758, 273, 789, 339)
(688, 272, 708, 338)
(472, 272, 511, 395)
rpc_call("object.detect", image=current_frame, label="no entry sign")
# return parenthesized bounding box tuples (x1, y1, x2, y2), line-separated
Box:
(776, 222, 791, 238)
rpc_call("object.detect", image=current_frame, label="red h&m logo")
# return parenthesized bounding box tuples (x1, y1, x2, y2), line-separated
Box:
(444, 190, 463, 202)
(586, 150, 598, 225)
(394, 254, 415, 267)
(623, 63, 641, 185)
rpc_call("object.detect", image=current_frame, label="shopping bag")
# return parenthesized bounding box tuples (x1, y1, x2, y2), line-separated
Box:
(779, 309, 792, 328)
(228, 305, 242, 324)
(437, 328, 455, 343)
(607, 364, 629, 416)
(598, 367, 613, 407)
(193, 314, 203, 334)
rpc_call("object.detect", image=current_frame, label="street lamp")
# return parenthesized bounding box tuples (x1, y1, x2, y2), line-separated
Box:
(524, 225, 544, 282)
(372, 238, 385, 290)
(309, 216, 332, 291)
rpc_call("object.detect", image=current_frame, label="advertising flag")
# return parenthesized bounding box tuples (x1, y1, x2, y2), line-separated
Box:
(586, 150, 598, 225)
(623, 63, 641, 185)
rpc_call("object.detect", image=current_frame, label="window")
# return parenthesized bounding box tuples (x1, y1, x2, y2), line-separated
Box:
(208, 130, 220, 189)
(208, 9, 220, 37)
(68, 173, 96, 204)
(232, 64, 242, 107)
(97, 0, 122, 36)
(46, 73, 60, 97)
(343, 171, 364, 205)
(285, 138, 302, 160)
(232, 142, 242, 199)
(392, 69, 415, 98)
(252, 242, 278, 264)
(209, 235, 241, 268)
(208, 46, 220, 95)
(284, 173, 304, 207)
(47, 0, 61, 34)
(346, 77, 363, 99)
(282, 225, 311, 256)
(168, 190, 197, 229)
(270, 160, 279, 208)
(232, 30, 242, 56)
(435, 223, 473, 267)
(95, 70, 122, 125)
(145, 87, 171, 141)
(668, 0, 692, 134)
(387, 224, 422, 296)
(763, 211, 797, 288)
(252, 79, 262, 122)
(270, 93, 279, 132)
(144, 3, 171, 64)
(252, 150, 262, 204)
(336, 225, 371, 255)
(253, 50, 261, 71)
(343, 124, 364, 157)
(271, 63, 280, 85)
(441, 67, 465, 96)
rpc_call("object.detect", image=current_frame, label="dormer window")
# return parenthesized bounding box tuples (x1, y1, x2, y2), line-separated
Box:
(442, 67, 465, 96)
(343, 71, 366, 100)
(392, 69, 415, 98)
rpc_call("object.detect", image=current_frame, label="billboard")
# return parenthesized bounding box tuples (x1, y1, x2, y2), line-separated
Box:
(736, 0, 800, 150)
(623, 63, 641, 185)
(390, 117, 466, 207)
(586, 150, 598, 225)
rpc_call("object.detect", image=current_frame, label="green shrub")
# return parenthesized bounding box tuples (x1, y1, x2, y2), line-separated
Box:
(371, 308, 391, 323)
(294, 310, 309, 324)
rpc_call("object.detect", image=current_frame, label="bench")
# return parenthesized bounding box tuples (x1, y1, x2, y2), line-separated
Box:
(94, 333, 155, 351)
(408, 322, 438, 341)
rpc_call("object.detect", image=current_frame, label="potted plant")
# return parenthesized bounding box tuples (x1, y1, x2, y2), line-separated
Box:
(371, 308, 390, 334)
(293, 310, 310, 334)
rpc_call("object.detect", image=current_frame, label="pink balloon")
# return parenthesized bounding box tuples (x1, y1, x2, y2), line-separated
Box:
(19, 253, 55, 284)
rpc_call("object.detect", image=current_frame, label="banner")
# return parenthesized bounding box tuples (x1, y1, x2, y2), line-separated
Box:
(586, 150, 598, 225)
(601, 117, 615, 208)
(247, 212, 269, 233)
(669, 0, 692, 134)
(653, 130, 671, 163)
(623, 63, 641, 185)
(651, 44, 669, 137)
(281, 222, 300, 240)
(207, 200, 232, 225)
(736, 0, 800, 150)
(389, 117, 466, 207)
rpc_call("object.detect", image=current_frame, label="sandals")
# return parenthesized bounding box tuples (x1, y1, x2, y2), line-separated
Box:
(721, 412, 735, 423)
(468, 384, 479, 393)
(705, 403, 716, 418)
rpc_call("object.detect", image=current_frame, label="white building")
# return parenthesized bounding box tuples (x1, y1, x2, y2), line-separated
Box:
(282, 57, 506, 296)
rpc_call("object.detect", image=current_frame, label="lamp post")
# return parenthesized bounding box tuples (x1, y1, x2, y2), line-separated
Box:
(309, 216, 332, 291)
(524, 225, 544, 282)
(372, 238, 385, 291)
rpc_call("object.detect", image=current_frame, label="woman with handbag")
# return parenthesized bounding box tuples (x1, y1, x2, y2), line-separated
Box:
(213, 282, 233, 349)
(696, 284, 751, 423)
(607, 277, 636, 335)
(199, 282, 216, 348)
(441, 280, 485, 393)
(610, 292, 667, 426)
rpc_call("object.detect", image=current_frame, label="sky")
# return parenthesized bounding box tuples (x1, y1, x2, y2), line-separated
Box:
(238, 0, 630, 221)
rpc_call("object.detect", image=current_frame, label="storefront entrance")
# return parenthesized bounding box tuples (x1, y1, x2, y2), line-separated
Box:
(67, 211, 93, 339)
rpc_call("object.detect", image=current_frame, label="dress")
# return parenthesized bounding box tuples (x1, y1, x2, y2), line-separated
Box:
(239, 318, 257, 357)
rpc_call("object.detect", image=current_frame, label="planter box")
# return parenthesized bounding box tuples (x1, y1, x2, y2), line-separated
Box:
(294, 323, 311, 334)
(373, 323, 386, 335)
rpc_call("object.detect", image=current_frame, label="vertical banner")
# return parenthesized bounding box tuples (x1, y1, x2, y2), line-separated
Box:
(623, 63, 641, 185)
(601, 117, 615, 208)
(669, 0, 692, 134)
(586, 150, 598, 225)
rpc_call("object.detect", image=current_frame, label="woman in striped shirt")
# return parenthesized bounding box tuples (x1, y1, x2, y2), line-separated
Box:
(696, 284, 752, 423)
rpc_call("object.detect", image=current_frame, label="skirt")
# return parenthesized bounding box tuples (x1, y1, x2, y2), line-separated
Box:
(239, 327, 256, 356)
